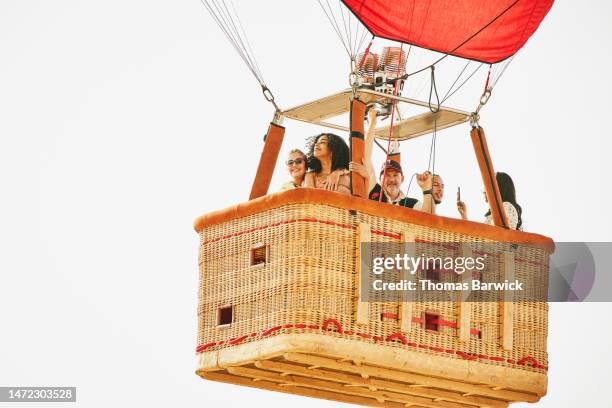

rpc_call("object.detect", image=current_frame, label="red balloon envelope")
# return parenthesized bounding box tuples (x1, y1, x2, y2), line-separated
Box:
(341, 0, 554, 64)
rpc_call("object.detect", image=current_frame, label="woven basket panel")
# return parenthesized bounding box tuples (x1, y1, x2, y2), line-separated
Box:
(198, 203, 549, 373)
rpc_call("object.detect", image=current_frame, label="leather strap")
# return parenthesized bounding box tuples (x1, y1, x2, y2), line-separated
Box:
(422, 189, 441, 205)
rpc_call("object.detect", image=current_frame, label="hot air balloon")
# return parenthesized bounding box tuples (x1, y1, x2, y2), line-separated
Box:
(195, 1, 555, 406)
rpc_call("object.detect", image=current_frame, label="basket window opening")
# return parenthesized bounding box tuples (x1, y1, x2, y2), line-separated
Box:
(218, 306, 233, 326)
(425, 312, 439, 332)
(250, 244, 267, 266)
(425, 267, 440, 282)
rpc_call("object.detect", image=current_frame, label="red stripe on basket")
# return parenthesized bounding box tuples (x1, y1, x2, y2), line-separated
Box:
(202, 220, 550, 271)
(298, 218, 355, 231)
(517, 356, 540, 367)
(381, 312, 398, 320)
(202, 220, 549, 268)
(470, 250, 548, 268)
(203, 219, 299, 244)
(386, 332, 408, 344)
(432, 319, 457, 328)
(457, 351, 478, 361)
(195, 317, 548, 371)
(260, 326, 282, 337)
(414, 239, 459, 250)
(473, 250, 495, 257)
(203, 217, 409, 245)
(322, 318, 344, 334)
(371, 230, 401, 239)
(229, 335, 249, 345)
(195, 342, 216, 353)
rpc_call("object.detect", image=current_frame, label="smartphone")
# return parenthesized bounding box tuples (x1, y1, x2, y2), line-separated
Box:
(457, 186, 461, 202)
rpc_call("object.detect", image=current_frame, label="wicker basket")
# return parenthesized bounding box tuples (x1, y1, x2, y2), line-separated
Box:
(195, 189, 552, 407)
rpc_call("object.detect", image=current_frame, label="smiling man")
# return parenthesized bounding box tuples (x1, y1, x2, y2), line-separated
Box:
(349, 109, 442, 214)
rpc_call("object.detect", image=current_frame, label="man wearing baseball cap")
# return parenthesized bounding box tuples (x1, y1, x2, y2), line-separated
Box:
(349, 109, 441, 214)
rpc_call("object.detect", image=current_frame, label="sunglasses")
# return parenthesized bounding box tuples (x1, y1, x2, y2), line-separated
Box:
(286, 158, 305, 166)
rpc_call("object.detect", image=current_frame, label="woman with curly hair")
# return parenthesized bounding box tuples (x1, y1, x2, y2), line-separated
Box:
(303, 133, 351, 195)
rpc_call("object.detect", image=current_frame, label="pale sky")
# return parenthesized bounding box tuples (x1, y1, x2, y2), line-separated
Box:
(1, 1, 611, 407)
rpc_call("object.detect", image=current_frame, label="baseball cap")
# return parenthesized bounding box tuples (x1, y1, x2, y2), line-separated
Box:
(379, 159, 403, 176)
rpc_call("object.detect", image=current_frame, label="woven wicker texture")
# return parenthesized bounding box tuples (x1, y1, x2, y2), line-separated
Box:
(197, 202, 550, 379)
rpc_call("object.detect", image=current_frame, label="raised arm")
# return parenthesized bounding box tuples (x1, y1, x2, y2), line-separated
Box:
(363, 109, 377, 192)
(416, 171, 436, 214)
(349, 108, 378, 194)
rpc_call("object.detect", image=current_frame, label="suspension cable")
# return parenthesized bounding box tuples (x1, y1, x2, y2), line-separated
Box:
(491, 54, 516, 88)
(338, 0, 352, 54)
(474, 55, 515, 114)
(318, 0, 353, 58)
(318, 0, 374, 65)
(229, 1, 265, 84)
(379, 43, 404, 202)
(483, 64, 493, 96)
(201, 0, 262, 85)
(428, 66, 440, 113)
(427, 119, 437, 173)
(441, 63, 484, 103)
(200, 0, 280, 111)
(441, 60, 471, 102)
(425, 117, 438, 213)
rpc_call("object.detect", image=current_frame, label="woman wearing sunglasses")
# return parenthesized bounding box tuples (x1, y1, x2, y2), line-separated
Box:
(280, 145, 349, 192)
(280, 149, 308, 191)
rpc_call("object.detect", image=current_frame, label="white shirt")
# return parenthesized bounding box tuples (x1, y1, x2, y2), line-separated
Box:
(386, 190, 406, 205)
(484, 202, 521, 230)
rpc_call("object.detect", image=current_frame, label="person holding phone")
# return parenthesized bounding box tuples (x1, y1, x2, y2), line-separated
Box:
(456, 172, 523, 230)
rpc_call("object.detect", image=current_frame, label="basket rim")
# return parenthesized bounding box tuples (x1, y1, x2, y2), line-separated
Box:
(193, 188, 554, 251)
